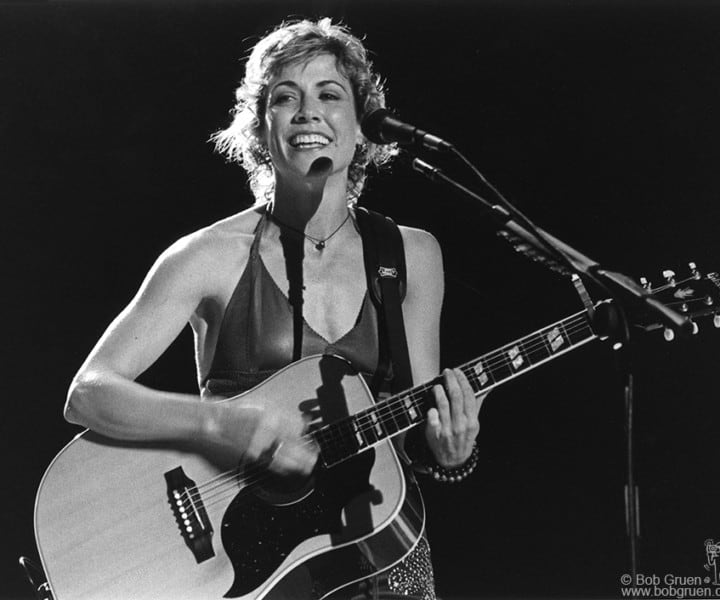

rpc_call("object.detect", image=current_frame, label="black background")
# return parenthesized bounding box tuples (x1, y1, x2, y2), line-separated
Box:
(2, 1, 720, 599)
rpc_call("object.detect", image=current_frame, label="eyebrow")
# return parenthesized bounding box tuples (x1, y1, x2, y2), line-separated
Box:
(270, 79, 349, 94)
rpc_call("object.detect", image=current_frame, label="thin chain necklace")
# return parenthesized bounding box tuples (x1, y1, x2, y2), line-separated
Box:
(268, 210, 352, 251)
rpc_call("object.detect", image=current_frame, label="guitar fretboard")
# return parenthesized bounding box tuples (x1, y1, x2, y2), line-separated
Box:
(313, 309, 596, 467)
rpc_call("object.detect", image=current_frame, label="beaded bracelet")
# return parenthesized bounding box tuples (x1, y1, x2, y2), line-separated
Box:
(425, 442, 480, 483)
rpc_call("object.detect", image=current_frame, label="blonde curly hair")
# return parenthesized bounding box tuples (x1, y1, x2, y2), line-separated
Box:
(211, 18, 396, 204)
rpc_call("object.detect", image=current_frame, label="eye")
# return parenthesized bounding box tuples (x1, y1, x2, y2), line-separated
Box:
(320, 91, 340, 101)
(271, 92, 295, 105)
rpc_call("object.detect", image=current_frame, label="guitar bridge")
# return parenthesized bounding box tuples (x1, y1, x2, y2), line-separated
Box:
(165, 466, 215, 563)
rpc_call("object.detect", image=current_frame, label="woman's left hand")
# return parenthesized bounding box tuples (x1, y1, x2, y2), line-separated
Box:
(425, 368, 484, 467)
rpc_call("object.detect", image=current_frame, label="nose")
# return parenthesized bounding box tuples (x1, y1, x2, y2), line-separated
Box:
(292, 96, 321, 123)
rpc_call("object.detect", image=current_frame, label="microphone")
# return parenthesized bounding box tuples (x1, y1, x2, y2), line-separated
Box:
(361, 108, 453, 152)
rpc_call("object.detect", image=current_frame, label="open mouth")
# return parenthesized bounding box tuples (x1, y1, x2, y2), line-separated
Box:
(289, 133, 332, 149)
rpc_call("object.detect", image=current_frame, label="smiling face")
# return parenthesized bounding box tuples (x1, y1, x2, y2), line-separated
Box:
(262, 54, 362, 186)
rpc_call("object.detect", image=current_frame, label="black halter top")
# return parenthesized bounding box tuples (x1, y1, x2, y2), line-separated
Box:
(203, 212, 379, 397)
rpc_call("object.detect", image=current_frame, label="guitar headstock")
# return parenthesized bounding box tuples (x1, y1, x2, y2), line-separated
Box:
(638, 262, 720, 340)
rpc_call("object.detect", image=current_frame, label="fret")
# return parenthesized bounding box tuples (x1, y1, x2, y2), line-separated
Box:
(546, 326, 565, 352)
(337, 419, 358, 457)
(465, 369, 480, 392)
(369, 411, 385, 437)
(464, 358, 493, 394)
(314, 424, 346, 467)
(311, 425, 331, 458)
(411, 389, 433, 416)
(458, 312, 595, 394)
(506, 344, 525, 371)
(523, 331, 551, 365)
(350, 417, 368, 449)
(358, 415, 377, 446)
(356, 411, 379, 445)
(377, 402, 400, 436)
(561, 317, 593, 346)
(485, 348, 515, 382)
(402, 394, 420, 423)
(389, 394, 414, 428)
(319, 310, 597, 467)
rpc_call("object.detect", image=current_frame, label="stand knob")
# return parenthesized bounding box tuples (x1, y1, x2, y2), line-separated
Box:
(689, 261, 701, 280)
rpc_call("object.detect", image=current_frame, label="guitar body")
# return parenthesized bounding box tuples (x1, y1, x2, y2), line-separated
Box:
(35, 355, 424, 600)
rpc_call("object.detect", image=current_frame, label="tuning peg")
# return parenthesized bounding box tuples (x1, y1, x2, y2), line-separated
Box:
(640, 276, 650, 290)
(714, 314, 720, 328)
(662, 269, 676, 286)
(705, 295, 715, 306)
(663, 328, 675, 341)
(692, 321, 699, 335)
(689, 261, 701, 280)
(680, 302, 689, 313)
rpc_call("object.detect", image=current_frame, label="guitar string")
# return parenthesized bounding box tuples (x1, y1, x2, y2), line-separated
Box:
(185, 293, 716, 512)
(184, 313, 593, 504)
(182, 285, 718, 509)
(184, 314, 594, 506)
(189, 335, 602, 512)
(181, 314, 594, 506)
(646, 274, 702, 295)
(180, 314, 595, 511)
(306, 313, 591, 456)
(196, 329, 591, 511)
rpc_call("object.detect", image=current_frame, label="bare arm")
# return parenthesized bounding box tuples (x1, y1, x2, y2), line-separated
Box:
(64, 235, 215, 441)
(64, 230, 317, 474)
(401, 227, 483, 468)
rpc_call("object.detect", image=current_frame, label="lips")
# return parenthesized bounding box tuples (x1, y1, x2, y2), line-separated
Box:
(289, 133, 332, 148)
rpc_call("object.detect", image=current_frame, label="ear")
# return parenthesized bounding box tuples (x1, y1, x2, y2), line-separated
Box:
(355, 120, 364, 146)
(257, 119, 269, 148)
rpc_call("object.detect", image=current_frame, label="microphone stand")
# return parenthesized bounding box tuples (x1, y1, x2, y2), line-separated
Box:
(411, 156, 692, 585)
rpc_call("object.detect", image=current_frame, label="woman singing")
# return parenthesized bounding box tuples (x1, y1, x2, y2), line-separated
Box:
(65, 18, 482, 600)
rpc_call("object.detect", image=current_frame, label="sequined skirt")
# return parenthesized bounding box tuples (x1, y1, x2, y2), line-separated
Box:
(330, 536, 436, 600)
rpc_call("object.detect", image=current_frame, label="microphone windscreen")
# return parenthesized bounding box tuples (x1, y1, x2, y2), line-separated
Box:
(361, 108, 391, 144)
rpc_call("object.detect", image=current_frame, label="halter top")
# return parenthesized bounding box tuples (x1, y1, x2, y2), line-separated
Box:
(200, 211, 436, 599)
(203, 212, 379, 397)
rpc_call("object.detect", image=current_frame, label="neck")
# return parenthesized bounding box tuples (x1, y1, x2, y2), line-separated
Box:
(271, 170, 351, 238)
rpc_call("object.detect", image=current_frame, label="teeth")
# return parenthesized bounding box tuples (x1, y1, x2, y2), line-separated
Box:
(290, 134, 331, 147)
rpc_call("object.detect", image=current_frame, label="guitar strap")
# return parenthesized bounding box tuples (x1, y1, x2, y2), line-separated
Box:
(355, 209, 430, 599)
(354, 207, 413, 396)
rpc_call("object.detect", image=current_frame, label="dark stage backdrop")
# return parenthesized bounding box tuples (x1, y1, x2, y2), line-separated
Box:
(2, 1, 720, 599)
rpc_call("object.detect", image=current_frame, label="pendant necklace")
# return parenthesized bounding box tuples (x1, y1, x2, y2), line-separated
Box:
(269, 210, 352, 251)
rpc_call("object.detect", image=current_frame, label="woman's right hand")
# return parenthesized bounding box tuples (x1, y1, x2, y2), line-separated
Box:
(206, 401, 319, 476)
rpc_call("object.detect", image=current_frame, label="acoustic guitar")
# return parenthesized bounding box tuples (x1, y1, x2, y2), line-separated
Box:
(34, 265, 719, 599)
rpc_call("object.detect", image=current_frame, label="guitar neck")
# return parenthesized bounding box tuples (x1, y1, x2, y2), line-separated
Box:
(314, 309, 597, 467)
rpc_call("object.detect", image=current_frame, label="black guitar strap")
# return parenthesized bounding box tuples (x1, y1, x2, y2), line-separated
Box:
(355, 208, 423, 600)
(355, 207, 413, 396)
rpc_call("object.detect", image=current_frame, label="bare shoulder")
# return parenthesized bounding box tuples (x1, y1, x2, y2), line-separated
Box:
(153, 205, 265, 287)
(397, 225, 444, 309)
(398, 225, 443, 277)
(200, 204, 266, 241)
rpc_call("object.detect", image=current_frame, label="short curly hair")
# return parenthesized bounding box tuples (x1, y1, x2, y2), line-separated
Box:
(211, 18, 396, 204)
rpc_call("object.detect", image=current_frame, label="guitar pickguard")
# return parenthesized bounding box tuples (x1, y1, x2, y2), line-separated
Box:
(221, 451, 378, 598)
